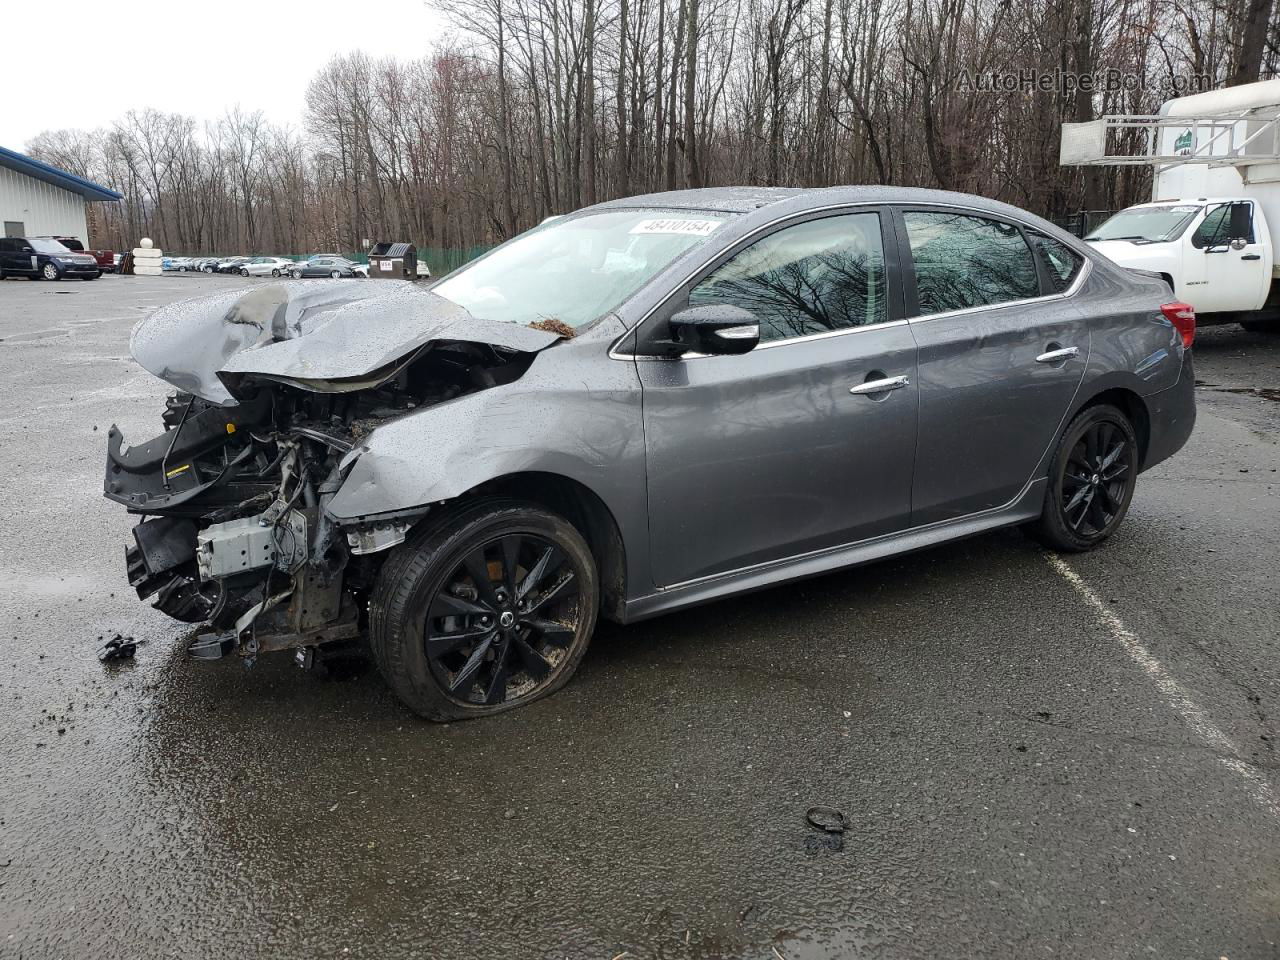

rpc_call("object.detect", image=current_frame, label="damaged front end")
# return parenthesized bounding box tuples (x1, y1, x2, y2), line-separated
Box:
(105, 281, 558, 663)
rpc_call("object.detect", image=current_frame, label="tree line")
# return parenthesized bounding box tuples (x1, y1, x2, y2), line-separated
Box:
(26, 0, 1279, 256)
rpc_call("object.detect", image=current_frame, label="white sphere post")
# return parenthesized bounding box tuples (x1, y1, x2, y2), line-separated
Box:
(133, 237, 163, 276)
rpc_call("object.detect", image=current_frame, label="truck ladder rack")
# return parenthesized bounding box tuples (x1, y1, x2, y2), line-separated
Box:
(1060, 112, 1280, 168)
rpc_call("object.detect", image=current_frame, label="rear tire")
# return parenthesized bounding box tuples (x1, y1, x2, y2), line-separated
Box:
(369, 500, 598, 721)
(330, 269, 341, 279)
(239, 267, 249, 276)
(1026, 404, 1139, 553)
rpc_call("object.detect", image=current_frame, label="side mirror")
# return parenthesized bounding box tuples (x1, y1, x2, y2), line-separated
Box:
(666, 304, 760, 356)
(21, 246, 33, 253)
(1230, 237, 1248, 251)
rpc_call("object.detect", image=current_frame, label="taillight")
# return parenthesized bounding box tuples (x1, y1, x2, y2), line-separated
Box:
(1161, 301, 1195, 348)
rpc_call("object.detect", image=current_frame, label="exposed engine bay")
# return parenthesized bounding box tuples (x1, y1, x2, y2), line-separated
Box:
(104, 280, 560, 663)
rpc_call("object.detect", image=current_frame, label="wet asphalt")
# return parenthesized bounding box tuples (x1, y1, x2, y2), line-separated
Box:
(1, 273, 1278, 959)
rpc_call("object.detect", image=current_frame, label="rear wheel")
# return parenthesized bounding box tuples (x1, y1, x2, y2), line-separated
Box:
(370, 501, 598, 721)
(1027, 404, 1139, 552)
(239, 267, 249, 276)
(271, 268, 281, 277)
(330, 269, 341, 279)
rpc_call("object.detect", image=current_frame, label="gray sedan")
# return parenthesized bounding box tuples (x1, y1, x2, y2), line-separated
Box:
(104, 186, 1195, 720)
(290, 256, 365, 279)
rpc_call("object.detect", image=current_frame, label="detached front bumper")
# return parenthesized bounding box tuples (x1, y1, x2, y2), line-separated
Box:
(105, 391, 424, 665)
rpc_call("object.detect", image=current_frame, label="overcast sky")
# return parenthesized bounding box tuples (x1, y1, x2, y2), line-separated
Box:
(2, 0, 447, 149)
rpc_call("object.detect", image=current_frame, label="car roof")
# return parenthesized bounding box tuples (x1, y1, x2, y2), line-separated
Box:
(584, 185, 1071, 234)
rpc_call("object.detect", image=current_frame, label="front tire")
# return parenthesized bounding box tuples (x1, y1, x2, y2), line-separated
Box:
(291, 270, 303, 279)
(1027, 404, 1139, 552)
(271, 268, 281, 277)
(41, 263, 60, 281)
(369, 501, 599, 721)
(239, 267, 249, 276)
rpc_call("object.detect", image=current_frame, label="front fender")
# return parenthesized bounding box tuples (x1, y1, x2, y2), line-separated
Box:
(325, 336, 648, 571)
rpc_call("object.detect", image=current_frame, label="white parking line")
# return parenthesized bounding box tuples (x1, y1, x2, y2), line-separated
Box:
(1046, 553, 1280, 820)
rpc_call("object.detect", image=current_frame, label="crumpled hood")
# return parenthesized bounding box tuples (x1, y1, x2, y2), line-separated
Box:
(130, 280, 561, 405)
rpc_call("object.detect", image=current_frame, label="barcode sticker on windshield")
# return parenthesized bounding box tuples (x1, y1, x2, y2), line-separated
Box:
(629, 218, 721, 237)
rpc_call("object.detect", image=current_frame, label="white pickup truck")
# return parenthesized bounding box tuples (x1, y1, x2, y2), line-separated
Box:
(1084, 195, 1277, 330)
(1062, 78, 1280, 331)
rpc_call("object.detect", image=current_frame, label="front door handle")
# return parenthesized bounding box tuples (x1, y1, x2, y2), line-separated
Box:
(1242, 253, 1262, 261)
(849, 375, 910, 396)
(1035, 346, 1079, 364)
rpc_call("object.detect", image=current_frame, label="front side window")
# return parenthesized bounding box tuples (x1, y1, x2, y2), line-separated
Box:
(904, 211, 1038, 315)
(1030, 233, 1085, 293)
(688, 213, 886, 342)
(434, 209, 732, 329)
(1193, 202, 1254, 248)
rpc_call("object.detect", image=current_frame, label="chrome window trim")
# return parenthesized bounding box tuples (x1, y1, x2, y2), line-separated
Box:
(663, 318, 911, 361)
(609, 199, 1094, 361)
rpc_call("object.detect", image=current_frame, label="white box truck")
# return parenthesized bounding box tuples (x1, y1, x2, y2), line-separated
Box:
(1061, 79, 1280, 331)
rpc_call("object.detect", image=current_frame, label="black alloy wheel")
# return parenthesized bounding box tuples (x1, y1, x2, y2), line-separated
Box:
(370, 501, 598, 720)
(1028, 403, 1139, 552)
(422, 533, 580, 707)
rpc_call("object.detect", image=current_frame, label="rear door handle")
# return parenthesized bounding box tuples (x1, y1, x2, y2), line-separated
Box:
(849, 375, 910, 395)
(1035, 346, 1079, 364)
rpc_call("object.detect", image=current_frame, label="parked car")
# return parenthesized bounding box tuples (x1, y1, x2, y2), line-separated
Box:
(238, 256, 296, 278)
(216, 257, 250, 274)
(290, 256, 364, 278)
(0, 236, 101, 280)
(307, 254, 370, 277)
(40, 236, 115, 273)
(103, 186, 1196, 721)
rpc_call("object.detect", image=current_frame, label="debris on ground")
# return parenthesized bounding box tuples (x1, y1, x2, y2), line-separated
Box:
(97, 634, 142, 662)
(804, 805, 846, 854)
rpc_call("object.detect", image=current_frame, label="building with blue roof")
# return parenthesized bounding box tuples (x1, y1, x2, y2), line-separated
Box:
(1, 146, 122, 245)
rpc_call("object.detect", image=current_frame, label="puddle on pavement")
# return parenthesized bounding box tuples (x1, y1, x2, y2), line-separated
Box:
(1195, 381, 1280, 402)
(1, 329, 65, 343)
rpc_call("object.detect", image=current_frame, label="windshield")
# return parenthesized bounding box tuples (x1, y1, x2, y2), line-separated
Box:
(1085, 205, 1200, 243)
(433, 209, 732, 328)
(29, 238, 71, 254)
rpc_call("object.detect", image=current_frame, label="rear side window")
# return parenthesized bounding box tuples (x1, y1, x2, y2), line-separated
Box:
(903, 211, 1039, 315)
(1030, 233, 1085, 292)
(690, 212, 887, 342)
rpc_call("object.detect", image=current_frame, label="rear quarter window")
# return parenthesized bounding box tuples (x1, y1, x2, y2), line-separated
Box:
(1030, 234, 1085, 293)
